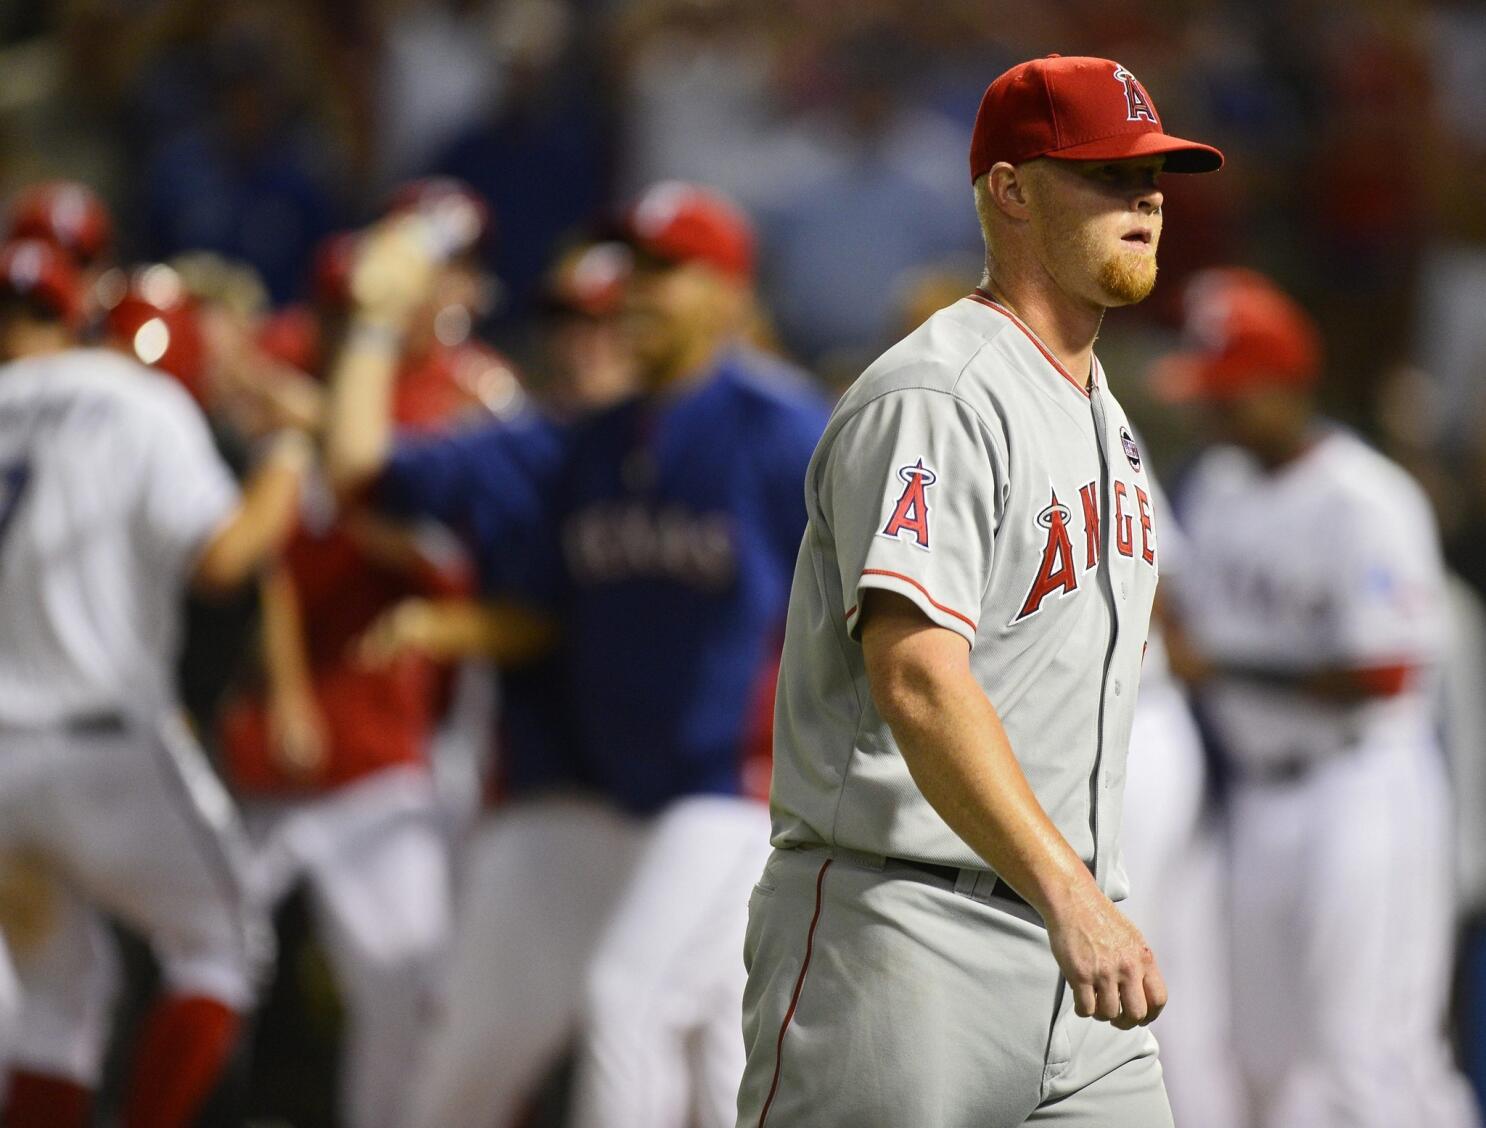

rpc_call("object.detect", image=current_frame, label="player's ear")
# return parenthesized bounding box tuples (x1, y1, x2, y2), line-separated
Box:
(988, 161, 1034, 222)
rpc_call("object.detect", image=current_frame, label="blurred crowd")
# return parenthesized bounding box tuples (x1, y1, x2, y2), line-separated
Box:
(2, 1, 1486, 1126)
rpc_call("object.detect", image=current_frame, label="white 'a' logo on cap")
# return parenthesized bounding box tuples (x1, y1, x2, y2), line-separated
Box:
(1112, 65, 1159, 124)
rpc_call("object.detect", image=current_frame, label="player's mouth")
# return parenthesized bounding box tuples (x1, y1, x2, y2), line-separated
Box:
(1121, 228, 1153, 246)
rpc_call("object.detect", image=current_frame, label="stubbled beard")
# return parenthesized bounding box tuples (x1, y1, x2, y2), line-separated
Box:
(1098, 250, 1158, 305)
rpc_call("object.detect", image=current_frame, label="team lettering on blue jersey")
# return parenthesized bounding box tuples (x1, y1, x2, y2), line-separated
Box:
(377, 348, 831, 814)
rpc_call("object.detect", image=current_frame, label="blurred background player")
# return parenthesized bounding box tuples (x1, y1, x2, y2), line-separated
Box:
(211, 179, 517, 1128)
(323, 181, 830, 1128)
(2, 181, 114, 330)
(1158, 268, 1479, 1128)
(350, 228, 640, 1127)
(0, 238, 308, 1128)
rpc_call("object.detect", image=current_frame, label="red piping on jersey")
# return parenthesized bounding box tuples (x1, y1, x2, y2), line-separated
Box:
(758, 858, 832, 1128)
(851, 570, 978, 631)
(969, 290, 1092, 399)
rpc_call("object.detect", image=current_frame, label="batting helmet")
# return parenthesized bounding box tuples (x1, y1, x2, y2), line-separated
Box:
(5, 181, 114, 268)
(0, 239, 84, 327)
(102, 264, 209, 403)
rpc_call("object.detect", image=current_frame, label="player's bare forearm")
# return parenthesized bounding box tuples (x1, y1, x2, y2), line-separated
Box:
(324, 216, 441, 496)
(860, 588, 1166, 1028)
(260, 565, 314, 696)
(860, 589, 1097, 917)
(192, 431, 312, 595)
(324, 317, 402, 496)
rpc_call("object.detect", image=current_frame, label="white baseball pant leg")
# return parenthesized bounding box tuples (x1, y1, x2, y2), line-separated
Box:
(570, 795, 775, 1128)
(258, 767, 452, 1128)
(0, 713, 265, 1082)
(1231, 742, 1479, 1128)
(406, 794, 643, 1128)
(1120, 683, 1245, 1128)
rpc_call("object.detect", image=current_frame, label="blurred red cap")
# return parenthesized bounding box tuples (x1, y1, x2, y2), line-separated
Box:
(5, 180, 114, 267)
(1152, 268, 1323, 402)
(969, 55, 1224, 182)
(102, 264, 208, 403)
(386, 177, 492, 259)
(0, 239, 83, 327)
(543, 241, 632, 317)
(624, 181, 755, 280)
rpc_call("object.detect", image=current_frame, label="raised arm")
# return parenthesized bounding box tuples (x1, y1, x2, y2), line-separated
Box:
(323, 216, 441, 497)
(860, 588, 1166, 1029)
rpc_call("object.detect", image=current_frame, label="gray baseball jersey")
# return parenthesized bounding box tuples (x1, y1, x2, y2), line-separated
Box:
(769, 292, 1159, 898)
(0, 349, 239, 725)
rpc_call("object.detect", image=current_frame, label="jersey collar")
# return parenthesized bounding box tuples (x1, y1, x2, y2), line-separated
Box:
(968, 289, 1097, 399)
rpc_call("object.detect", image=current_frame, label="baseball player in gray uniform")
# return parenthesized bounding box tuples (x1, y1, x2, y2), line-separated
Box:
(736, 55, 1223, 1127)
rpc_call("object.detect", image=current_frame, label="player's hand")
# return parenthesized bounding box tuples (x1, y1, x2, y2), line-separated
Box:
(268, 685, 329, 780)
(357, 598, 437, 668)
(348, 214, 442, 330)
(1044, 880, 1167, 1029)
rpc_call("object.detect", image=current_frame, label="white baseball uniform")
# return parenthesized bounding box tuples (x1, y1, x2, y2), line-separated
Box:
(1174, 426, 1479, 1128)
(739, 292, 1170, 1127)
(0, 349, 265, 1082)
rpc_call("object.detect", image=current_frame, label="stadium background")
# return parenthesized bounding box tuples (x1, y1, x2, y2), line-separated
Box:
(2, 0, 1486, 1124)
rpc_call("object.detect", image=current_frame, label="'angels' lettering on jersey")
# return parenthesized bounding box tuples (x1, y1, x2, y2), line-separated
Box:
(1017, 479, 1156, 621)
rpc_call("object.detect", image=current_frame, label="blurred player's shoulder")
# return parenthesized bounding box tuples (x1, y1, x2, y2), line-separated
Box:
(0, 347, 199, 424)
(720, 346, 832, 436)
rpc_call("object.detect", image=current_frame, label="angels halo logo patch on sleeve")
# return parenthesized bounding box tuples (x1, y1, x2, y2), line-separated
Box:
(1120, 426, 1143, 473)
(879, 459, 937, 550)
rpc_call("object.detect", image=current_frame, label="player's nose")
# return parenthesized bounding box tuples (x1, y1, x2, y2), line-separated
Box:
(1136, 184, 1164, 215)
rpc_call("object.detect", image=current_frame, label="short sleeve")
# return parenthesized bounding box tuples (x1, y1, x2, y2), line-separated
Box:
(822, 389, 1004, 647)
(138, 384, 239, 575)
(1325, 489, 1447, 669)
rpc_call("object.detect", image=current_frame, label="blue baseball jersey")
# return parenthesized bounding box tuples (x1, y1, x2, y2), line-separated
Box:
(377, 347, 830, 813)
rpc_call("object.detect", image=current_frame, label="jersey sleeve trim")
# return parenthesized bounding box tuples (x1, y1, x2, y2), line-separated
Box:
(846, 569, 978, 644)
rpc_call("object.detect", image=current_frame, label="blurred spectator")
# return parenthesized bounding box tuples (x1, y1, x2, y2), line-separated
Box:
(138, 18, 343, 301)
(431, 0, 613, 326)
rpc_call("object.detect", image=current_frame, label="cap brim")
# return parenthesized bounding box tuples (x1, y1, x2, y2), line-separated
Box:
(1051, 131, 1224, 173)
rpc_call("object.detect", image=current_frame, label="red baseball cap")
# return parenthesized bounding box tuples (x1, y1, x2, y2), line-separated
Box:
(5, 180, 114, 267)
(970, 55, 1224, 182)
(0, 239, 83, 326)
(1152, 268, 1322, 402)
(623, 181, 755, 281)
(102, 264, 209, 403)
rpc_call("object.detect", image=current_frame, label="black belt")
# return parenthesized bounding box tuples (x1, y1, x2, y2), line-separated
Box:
(0, 712, 128, 736)
(887, 856, 1031, 910)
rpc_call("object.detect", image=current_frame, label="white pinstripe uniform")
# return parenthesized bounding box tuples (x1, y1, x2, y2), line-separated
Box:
(0, 349, 264, 1083)
(737, 292, 1170, 1127)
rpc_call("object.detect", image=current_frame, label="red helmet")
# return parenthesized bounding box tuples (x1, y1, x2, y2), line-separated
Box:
(386, 177, 492, 259)
(0, 239, 84, 327)
(102, 264, 208, 403)
(5, 181, 114, 268)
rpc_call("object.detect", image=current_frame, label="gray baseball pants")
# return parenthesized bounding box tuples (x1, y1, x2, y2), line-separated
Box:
(736, 846, 1173, 1127)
